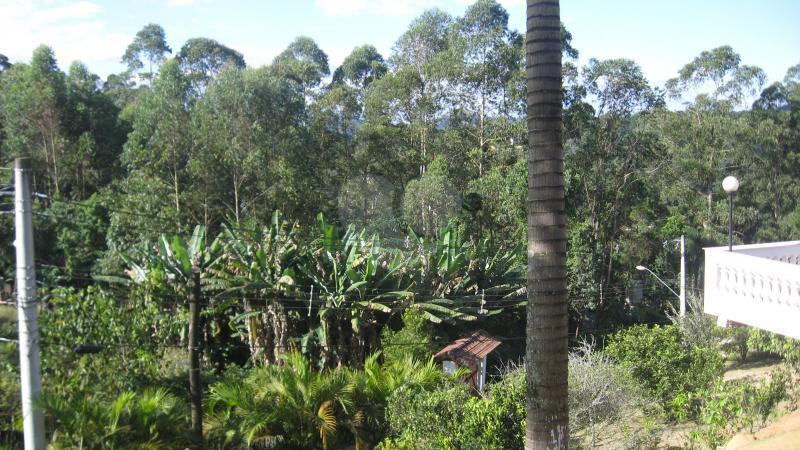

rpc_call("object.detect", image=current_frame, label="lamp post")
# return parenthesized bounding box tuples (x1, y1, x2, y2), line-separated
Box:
(636, 264, 684, 315)
(722, 176, 739, 252)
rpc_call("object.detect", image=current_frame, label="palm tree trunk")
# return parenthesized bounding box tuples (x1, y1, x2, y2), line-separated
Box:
(525, 1, 569, 448)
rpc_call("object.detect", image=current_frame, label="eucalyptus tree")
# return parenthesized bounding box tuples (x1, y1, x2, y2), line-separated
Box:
(666, 45, 766, 108)
(321, 46, 403, 233)
(449, 0, 523, 175)
(525, 0, 569, 447)
(102, 72, 140, 109)
(122, 59, 192, 216)
(0, 45, 67, 197)
(402, 155, 460, 236)
(190, 66, 265, 225)
(176, 37, 245, 98)
(744, 64, 800, 241)
(272, 36, 330, 97)
(657, 47, 767, 236)
(63, 61, 126, 195)
(368, 8, 454, 175)
(122, 23, 172, 85)
(332, 44, 388, 96)
(564, 58, 663, 309)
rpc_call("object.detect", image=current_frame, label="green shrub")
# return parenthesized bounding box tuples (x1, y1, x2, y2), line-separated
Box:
(0, 306, 19, 440)
(668, 293, 721, 349)
(40, 388, 191, 449)
(380, 370, 526, 450)
(380, 309, 437, 364)
(687, 373, 787, 448)
(747, 328, 800, 368)
(604, 324, 724, 414)
(206, 352, 446, 450)
(381, 381, 471, 450)
(39, 286, 182, 396)
(721, 326, 751, 363)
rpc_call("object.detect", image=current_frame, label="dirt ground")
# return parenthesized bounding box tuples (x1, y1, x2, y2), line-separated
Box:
(576, 355, 797, 449)
(719, 356, 800, 449)
(664, 355, 798, 450)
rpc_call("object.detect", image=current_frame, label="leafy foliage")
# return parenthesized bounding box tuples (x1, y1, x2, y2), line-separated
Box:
(41, 388, 190, 449)
(604, 324, 724, 413)
(206, 352, 443, 450)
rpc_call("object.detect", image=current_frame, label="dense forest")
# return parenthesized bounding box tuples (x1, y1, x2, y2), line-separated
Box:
(1, 0, 799, 448)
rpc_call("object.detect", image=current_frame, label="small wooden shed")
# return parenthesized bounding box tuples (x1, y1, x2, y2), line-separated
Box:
(434, 329, 501, 393)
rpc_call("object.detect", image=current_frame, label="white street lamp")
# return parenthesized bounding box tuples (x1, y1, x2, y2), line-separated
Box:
(722, 176, 739, 252)
(636, 264, 684, 314)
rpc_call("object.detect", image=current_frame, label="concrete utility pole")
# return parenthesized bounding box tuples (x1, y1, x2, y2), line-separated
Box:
(679, 235, 686, 316)
(14, 157, 45, 450)
(188, 266, 203, 448)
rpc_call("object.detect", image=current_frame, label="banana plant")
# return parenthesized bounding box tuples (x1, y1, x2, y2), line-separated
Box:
(123, 225, 217, 292)
(407, 226, 525, 320)
(300, 214, 414, 367)
(205, 211, 300, 365)
(119, 225, 219, 345)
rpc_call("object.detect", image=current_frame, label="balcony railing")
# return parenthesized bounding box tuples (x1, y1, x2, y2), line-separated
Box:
(704, 241, 800, 339)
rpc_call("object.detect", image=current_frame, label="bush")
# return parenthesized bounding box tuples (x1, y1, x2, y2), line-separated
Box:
(0, 306, 20, 443)
(39, 287, 183, 396)
(40, 388, 191, 449)
(721, 326, 751, 363)
(569, 340, 650, 446)
(380, 309, 437, 364)
(747, 328, 800, 368)
(380, 369, 526, 450)
(381, 342, 654, 450)
(686, 373, 787, 448)
(605, 324, 724, 414)
(668, 293, 721, 349)
(381, 381, 471, 450)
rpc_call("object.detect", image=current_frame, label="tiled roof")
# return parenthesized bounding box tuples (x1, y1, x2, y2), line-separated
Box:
(434, 329, 501, 362)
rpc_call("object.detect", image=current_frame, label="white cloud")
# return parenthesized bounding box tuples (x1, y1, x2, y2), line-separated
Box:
(314, 0, 440, 17)
(228, 43, 282, 68)
(0, 1, 130, 77)
(165, 0, 195, 7)
(315, 0, 525, 17)
(31, 0, 100, 23)
(454, 0, 523, 8)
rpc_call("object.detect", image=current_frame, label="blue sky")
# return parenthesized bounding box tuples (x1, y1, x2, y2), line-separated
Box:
(2, 0, 798, 89)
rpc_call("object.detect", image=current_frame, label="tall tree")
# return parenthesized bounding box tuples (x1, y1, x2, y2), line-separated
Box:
(122, 59, 191, 215)
(122, 23, 172, 85)
(0, 45, 67, 197)
(369, 8, 453, 175)
(271, 36, 330, 92)
(332, 44, 387, 92)
(63, 61, 127, 196)
(657, 47, 766, 235)
(176, 37, 245, 97)
(450, 0, 522, 175)
(525, 0, 568, 448)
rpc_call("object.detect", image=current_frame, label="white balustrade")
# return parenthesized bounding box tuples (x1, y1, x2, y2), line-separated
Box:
(704, 241, 800, 339)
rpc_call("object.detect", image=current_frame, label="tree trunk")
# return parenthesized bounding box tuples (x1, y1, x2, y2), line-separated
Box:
(525, 1, 569, 448)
